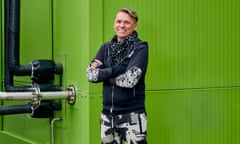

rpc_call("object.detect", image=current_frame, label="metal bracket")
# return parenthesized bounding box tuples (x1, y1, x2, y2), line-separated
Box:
(67, 85, 76, 105)
(30, 86, 41, 116)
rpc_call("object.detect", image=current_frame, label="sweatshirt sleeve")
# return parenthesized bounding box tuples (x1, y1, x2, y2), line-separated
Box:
(86, 44, 113, 83)
(86, 66, 112, 83)
(114, 42, 148, 88)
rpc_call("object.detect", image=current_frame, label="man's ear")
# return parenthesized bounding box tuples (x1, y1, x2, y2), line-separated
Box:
(134, 24, 137, 30)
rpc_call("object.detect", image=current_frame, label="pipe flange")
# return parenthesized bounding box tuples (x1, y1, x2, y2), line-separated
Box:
(31, 86, 41, 107)
(67, 85, 76, 105)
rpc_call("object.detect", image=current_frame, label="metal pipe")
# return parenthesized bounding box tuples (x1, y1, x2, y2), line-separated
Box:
(0, 85, 76, 105)
(51, 117, 62, 144)
(0, 91, 69, 100)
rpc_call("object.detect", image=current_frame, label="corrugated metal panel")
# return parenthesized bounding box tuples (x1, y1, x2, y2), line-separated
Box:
(147, 88, 240, 144)
(191, 88, 240, 144)
(146, 91, 192, 144)
(103, 0, 240, 144)
(103, 0, 240, 90)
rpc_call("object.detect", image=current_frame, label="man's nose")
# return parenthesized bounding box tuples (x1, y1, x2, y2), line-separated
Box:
(119, 22, 125, 27)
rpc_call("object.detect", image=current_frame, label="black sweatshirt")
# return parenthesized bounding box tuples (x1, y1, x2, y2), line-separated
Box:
(87, 35, 148, 115)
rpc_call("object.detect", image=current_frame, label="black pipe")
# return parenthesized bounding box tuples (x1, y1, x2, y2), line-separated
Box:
(7, 0, 32, 75)
(0, 104, 31, 115)
(0, 101, 62, 118)
(4, 0, 32, 92)
(4, 0, 62, 92)
(4, 0, 32, 91)
(2, 0, 63, 117)
(31, 101, 62, 118)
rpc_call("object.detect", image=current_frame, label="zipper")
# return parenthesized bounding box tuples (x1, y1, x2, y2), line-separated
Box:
(110, 85, 114, 113)
(133, 87, 136, 98)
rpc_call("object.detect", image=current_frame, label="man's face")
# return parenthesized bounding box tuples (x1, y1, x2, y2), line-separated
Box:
(114, 12, 137, 42)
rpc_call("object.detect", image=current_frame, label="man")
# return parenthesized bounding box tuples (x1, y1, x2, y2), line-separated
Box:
(87, 7, 148, 144)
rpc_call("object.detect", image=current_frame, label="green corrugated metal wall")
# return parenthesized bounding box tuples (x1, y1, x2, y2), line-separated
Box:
(0, 0, 240, 143)
(102, 1, 240, 144)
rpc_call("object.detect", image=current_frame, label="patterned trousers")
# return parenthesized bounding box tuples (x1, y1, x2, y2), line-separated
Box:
(100, 111, 147, 144)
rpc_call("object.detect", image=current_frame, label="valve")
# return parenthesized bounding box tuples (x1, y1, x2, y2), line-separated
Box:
(31, 59, 63, 84)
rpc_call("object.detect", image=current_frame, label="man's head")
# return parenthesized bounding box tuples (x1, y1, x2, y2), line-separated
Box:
(114, 8, 138, 42)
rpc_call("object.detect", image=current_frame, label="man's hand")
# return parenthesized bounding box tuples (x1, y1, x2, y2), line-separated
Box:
(91, 59, 103, 68)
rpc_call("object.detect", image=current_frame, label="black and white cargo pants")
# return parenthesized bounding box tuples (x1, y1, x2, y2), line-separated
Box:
(100, 111, 147, 144)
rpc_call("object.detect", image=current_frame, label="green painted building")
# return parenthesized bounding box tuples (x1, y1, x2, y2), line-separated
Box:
(0, 0, 240, 143)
